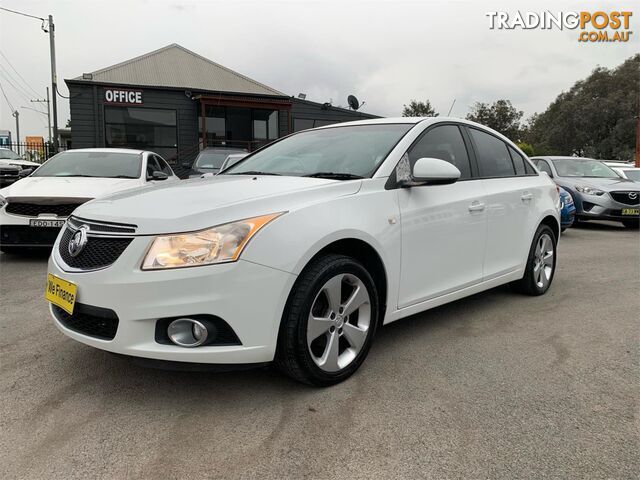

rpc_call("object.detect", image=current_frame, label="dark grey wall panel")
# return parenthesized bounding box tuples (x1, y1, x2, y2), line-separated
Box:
(290, 99, 379, 132)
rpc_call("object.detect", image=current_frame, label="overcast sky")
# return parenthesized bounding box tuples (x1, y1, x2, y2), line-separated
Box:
(0, 0, 636, 140)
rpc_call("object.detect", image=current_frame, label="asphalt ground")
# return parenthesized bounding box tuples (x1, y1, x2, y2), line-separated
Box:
(1, 221, 638, 479)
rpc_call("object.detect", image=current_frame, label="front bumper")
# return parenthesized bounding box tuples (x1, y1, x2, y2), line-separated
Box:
(572, 192, 639, 221)
(48, 236, 297, 364)
(0, 208, 66, 246)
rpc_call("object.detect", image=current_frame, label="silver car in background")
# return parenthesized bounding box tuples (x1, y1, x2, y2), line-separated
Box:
(531, 156, 640, 229)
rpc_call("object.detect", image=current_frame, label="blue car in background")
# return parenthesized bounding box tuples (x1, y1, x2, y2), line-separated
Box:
(559, 186, 576, 232)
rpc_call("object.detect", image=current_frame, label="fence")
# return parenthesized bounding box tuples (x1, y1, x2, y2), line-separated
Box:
(0, 142, 66, 164)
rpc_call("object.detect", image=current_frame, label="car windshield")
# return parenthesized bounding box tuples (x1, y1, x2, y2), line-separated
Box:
(0, 149, 21, 160)
(551, 158, 619, 178)
(31, 151, 141, 178)
(194, 152, 237, 170)
(623, 169, 640, 181)
(224, 124, 413, 178)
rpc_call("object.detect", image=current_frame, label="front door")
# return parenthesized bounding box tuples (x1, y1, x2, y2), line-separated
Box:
(397, 124, 487, 308)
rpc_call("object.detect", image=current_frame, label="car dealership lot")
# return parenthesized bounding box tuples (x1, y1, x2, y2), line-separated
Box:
(1, 223, 637, 479)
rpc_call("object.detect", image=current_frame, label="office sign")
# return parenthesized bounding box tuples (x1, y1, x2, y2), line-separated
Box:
(104, 89, 143, 105)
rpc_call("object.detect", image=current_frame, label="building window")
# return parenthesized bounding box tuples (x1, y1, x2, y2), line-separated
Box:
(199, 106, 279, 149)
(253, 109, 278, 140)
(105, 107, 177, 162)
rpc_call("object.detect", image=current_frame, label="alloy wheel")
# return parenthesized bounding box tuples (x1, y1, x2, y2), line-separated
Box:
(533, 233, 554, 289)
(306, 273, 371, 372)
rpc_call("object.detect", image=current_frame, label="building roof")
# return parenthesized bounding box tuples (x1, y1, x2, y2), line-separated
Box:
(69, 44, 285, 97)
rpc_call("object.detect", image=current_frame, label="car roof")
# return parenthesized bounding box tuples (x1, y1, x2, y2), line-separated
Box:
(201, 147, 247, 153)
(62, 148, 146, 155)
(314, 116, 477, 128)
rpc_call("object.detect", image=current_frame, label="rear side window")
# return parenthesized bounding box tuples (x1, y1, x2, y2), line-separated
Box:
(509, 146, 536, 175)
(508, 146, 526, 175)
(536, 160, 553, 176)
(407, 125, 472, 179)
(469, 128, 515, 177)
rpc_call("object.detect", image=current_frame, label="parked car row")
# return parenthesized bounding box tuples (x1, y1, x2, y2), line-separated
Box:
(531, 156, 640, 229)
(0, 120, 637, 386)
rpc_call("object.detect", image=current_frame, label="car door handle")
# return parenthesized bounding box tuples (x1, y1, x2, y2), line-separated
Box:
(468, 201, 486, 212)
(521, 192, 533, 201)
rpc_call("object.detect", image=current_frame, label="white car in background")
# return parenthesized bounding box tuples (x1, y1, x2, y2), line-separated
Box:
(0, 148, 178, 253)
(604, 161, 640, 182)
(46, 118, 560, 386)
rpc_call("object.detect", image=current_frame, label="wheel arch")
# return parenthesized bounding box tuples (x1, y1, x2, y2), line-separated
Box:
(288, 234, 389, 324)
(540, 214, 560, 242)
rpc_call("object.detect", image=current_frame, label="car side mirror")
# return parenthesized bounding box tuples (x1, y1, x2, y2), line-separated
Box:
(540, 171, 553, 179)
(19, 168, 33, 177)
(399, 157, 461, 187)
(150, 171, 169, 181)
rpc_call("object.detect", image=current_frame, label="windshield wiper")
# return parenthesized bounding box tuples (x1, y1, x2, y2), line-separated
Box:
(229, 171, 282, 176)
(105, 175, 137, 179)
(55, 174, 97, 177)
(304, 172, 364, 180)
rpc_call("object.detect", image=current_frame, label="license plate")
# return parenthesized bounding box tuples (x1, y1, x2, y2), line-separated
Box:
(30, 219, 65, 228)
(621, 208, 639, 216)
(45, 273, 77, 315)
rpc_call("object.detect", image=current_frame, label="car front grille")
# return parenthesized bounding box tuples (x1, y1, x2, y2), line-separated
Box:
(0, 225, 62, 246)
(58, 226, 133, 270)
(68, 216, 137, 234)
(6, 201, 87, 217)
(52, 303, 119, 340)
(610, 191, 640, 206)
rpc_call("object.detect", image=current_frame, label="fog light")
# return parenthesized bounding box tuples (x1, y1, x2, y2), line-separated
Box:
(167, 318, 209, 347)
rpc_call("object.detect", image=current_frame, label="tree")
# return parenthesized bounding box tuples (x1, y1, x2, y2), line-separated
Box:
(402, 100, 438, 117)
(466, 100, 523, 140)
(524, 54, 638, 160)
(517, 142, 534, 156)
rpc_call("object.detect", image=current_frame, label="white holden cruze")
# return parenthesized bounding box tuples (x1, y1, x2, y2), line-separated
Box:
(46, 118, 560, 386)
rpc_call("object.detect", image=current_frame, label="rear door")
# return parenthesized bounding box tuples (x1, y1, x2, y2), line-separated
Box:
(465, 127, 539, 279)
(397, 123, 487, 308)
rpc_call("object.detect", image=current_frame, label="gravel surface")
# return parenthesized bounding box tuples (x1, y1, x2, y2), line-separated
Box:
(1, 221, 638, 479)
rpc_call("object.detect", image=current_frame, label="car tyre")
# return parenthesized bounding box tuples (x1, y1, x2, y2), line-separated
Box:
(622, 219, 639, 229)
(511, 224, 557, 296)
(275, 254, 379, 387)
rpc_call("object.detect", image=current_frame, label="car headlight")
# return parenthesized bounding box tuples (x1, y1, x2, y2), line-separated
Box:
(0, 195, 5, 208)
(575, 185, 604, 196)
(141, 212, 285, 270)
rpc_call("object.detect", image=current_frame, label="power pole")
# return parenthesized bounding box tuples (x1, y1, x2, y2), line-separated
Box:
(12, 110, 20, 154)
(30, 87, 52, 142)
(48, 15, 59, 152)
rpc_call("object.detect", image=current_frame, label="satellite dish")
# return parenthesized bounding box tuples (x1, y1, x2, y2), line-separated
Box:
(347, 95, 360, 110)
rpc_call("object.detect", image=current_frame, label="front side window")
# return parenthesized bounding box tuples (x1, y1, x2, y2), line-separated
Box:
(551, 158, 619, 178)
(226, 124, 413, 178)
(622, 169, 640, 181)
(32, 151, 141, 179)
(536, 160, 553, 176)
(155, 156, 173, 175)
(407, 125, 472, 179)
(469, 128, 515, 177)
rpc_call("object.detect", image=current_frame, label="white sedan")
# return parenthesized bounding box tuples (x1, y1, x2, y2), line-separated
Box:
(46, 118, 560, 386)
(0, 148, 178, 252)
